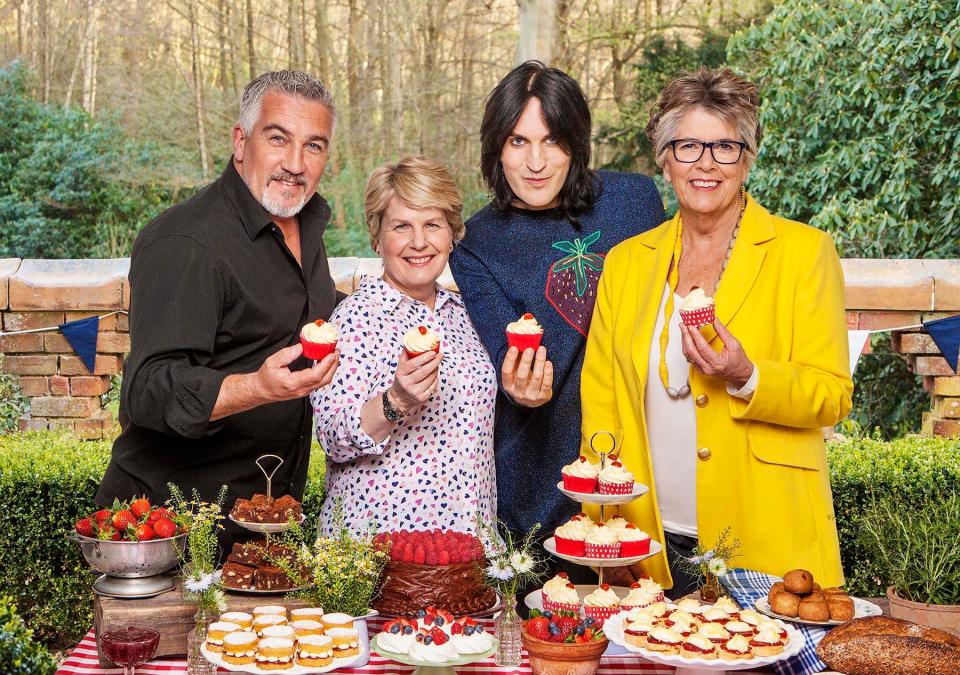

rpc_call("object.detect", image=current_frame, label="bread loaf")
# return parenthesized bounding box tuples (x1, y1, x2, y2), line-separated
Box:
(816, 616, 960, 675)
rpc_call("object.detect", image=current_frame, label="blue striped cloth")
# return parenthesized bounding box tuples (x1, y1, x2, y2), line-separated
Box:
(721, 568, 829, 674)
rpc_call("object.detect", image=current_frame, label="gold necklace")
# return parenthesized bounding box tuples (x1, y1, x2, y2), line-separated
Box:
(658, 188, 747, 399)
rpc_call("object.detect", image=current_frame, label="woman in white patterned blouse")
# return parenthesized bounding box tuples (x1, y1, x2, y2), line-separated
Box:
(311, 156, 497, 536)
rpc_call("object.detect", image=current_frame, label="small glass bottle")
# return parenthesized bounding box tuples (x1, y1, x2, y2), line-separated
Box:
(186, 607, 216, 675)
(494, 595, 522, 667)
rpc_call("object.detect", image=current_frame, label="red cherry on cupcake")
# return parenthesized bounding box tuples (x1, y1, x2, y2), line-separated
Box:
(522, 312, 534, 319)
(631, 582, 641, 588)
(314, 319, 326, 326)
(558, 572, 569, 578)
(418, 326, 428, 335)
(601, 583, 610, 591)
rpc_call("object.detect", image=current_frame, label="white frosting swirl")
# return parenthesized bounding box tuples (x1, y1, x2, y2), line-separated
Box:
(698, 622, 730, 640)
(603, 516, 629, 530)
(301, 319, 339, 343)
(506, 314, 543, 335)
(585, 525, 619, 546)
(724, 634, 751, 653)
(377, 631, 415, 653)
(677, 598, 704, 615)
(542, 573, 573, 596)
(680, 287, 714, 312)
(622, 588, 660, 607)
(583, 586, 620, 608)
(547, 583, 580, 605)
(554, 521, 590, 541)
(599, 461, 634, 484)
(738, 609, 764, 626)
(403, 325, 440, 353)
(753, 626, 783, 645)
(562, 456, 600, 478)
(703, 607, 730, 623)
(617, 526, 649, 542)
(408, 640, 459, 662)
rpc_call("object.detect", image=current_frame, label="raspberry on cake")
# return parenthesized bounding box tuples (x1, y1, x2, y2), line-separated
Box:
(597, 459, 635, 495)
(373, 530, 495, 616)
(541, 574, 581, 613)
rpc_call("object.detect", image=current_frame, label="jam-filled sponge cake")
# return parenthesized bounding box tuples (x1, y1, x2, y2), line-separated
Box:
(256, 636, 295, 670)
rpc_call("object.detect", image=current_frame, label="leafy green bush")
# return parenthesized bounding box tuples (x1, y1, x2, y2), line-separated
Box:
(727, 0, 960, 258)
(858, 492, 960, 605)
(0, 61, 196, 259)
(0, 430, 328, 648)
(0, 355, 28, 434)
(842, 334, 927, 439)
(0, 596, 57, 675)
(828, 435, 960, 597)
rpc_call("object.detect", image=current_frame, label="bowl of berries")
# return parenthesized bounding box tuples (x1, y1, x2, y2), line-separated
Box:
(522, 609, 608, 675)
(68, 497, 187, 598)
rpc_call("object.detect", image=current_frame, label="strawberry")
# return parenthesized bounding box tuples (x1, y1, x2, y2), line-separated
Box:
(152, 517, 177, 539)
(134, 523, 155, 541)
(545, 230, 606, 336)
(146, 507, 173, 526)
(556, 615, 579, 640)
(437, 550, 450, 565)
(75, 518, 96, 538)
(524, 616, 551, 641)
(97, 525, 120, 541)
(130, 497, 151, 519)
(91, 509, 112, 525)
(429, 627, 448, 645)
(112, 509, 136, 531)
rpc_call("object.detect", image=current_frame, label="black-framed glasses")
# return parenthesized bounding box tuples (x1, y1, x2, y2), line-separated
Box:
(667, 139, 746, 164)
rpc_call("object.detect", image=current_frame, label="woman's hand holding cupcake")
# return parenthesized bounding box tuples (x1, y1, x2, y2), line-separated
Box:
(386, 348, 442, 417)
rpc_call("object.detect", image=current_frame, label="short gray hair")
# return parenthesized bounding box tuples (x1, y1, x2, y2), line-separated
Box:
(238, 70, 336, 134)
(646, 67, 761, 171)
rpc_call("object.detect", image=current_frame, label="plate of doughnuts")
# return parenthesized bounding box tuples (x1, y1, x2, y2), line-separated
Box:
(758, 568, 882, 626)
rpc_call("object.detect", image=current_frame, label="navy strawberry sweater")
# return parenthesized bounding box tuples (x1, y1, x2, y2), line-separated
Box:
(450, 170, 665, 537)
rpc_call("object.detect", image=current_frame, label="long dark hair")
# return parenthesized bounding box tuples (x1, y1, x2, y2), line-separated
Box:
(479, 61, 597, 221)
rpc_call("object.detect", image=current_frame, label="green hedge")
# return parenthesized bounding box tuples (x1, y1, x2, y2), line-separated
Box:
(0, 595, 57, 675)
(0, 432, 326, 649)
(828, 435, 960, 596)
(2, 430, 956, 647)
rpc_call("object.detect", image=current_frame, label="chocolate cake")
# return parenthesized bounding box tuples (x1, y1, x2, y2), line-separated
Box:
(255, 565, 294, 591)
(222, 538, 301, 591)
(222, 561, 255, 589)
(229, 493, 302, 524)
(374, 559, 497, 616)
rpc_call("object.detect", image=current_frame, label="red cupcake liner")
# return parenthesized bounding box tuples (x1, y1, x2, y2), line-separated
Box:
(679, 305, 716, 327)
(554, 536, 586, 557)
(583, 605, 619, 627)
(301, 339, 337, 360)
(561, 474, 598, 494)
(404, 344, 440, 359)
(505, 330, 543, 352)
(619, 538, 652, 557)
(584, 542, 621, 559)
(542, 593, 582, 615)
(598, 479, 634, 495)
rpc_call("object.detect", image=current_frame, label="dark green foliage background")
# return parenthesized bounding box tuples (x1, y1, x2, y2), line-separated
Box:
(0, 595, 57, 675)
(0, 62, 197, 259)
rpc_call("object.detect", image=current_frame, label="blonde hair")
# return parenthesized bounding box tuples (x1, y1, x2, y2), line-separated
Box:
(364, 156, 465, 247)
(646, 67, 762, 171)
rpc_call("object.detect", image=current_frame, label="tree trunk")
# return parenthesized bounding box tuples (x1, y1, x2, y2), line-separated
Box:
(81, 0, 99, 115)
(38, 0, 49, 102)
(517, 0, 557, 65)
(217, 0, 229, 91)
(188, 0, 210, 178)
(312, 0, 331, 84)
(246, 0, 256, 80)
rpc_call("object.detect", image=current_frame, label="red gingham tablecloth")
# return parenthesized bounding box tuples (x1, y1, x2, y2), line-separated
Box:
(57, 618, 676, 675)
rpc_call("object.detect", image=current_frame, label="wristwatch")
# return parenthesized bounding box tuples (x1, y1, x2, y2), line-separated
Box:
(382, 389, 406, 422)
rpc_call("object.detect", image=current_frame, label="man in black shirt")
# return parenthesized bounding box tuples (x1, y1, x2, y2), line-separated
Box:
(97, 71, 340, 544)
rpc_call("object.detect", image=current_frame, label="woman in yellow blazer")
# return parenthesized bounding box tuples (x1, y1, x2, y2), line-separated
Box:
(580, 67, 852, 595)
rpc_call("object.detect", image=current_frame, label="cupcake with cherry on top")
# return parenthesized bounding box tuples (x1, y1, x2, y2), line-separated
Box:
(505, 312, 544, 352)
(561, 455, 600, 493)
(584, 523, 620, 559)
(553, 517, 592, 557)
(403, 325, 440, 358)
(582, 583, 621, 627)
(597, 459, 635, 495)
(541, 572, 582, 613)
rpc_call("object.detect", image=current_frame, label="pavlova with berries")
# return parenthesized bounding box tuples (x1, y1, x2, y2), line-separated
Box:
(375, 606, 496, 663)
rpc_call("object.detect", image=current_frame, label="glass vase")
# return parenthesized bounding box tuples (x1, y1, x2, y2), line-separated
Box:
(494, 594, 522, 667)
(700, 573, 721, 603)
(186, 607, 216, 675)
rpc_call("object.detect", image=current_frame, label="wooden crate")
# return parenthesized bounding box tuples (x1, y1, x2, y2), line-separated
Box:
(93, 578, 309, 666)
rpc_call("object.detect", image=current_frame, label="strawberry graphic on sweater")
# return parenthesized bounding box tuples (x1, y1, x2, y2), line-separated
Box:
(545, 230, 605, 336)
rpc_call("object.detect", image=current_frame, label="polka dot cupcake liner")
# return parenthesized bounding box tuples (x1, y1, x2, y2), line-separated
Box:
(584, 542, 622, 559)
(679, 305, 716, 327)
(598, 479, 634, 495)
(542, 592, 582, 615)
(583, 604, 619, 627)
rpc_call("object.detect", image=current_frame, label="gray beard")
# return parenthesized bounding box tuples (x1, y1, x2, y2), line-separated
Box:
(260, 187, 308, 218)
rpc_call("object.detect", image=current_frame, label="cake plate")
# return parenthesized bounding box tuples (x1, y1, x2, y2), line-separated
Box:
(371, 634, 498, 675)
(524, 584, 632, 656)
(201, 643, 367, 674)
(604, 611, 805, 675)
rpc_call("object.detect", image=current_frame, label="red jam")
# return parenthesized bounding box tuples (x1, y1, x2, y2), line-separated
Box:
(682, 641, 715, 654)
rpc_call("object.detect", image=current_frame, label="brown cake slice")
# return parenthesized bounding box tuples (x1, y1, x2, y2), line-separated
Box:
(229, 498, 257, 522)
(227, 539, 266, 566)
(221, 561, 256, 589)
(273, 495, 302, 521)
(255, 565, 294, 591)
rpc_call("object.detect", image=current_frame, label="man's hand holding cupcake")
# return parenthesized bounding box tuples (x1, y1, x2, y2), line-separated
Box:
(502, 312, 553, 408)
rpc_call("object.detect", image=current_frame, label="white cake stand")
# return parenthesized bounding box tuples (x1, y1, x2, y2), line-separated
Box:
(371, 634, 498, 675)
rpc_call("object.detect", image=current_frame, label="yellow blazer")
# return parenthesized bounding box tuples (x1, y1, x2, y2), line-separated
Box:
(580, 195, 852, 588)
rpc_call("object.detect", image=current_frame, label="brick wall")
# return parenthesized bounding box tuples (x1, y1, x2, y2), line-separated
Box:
(1, 257, 958, 439)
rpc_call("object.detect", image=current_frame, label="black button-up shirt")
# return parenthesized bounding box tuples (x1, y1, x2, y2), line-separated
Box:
(97, 160, 337, 517)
